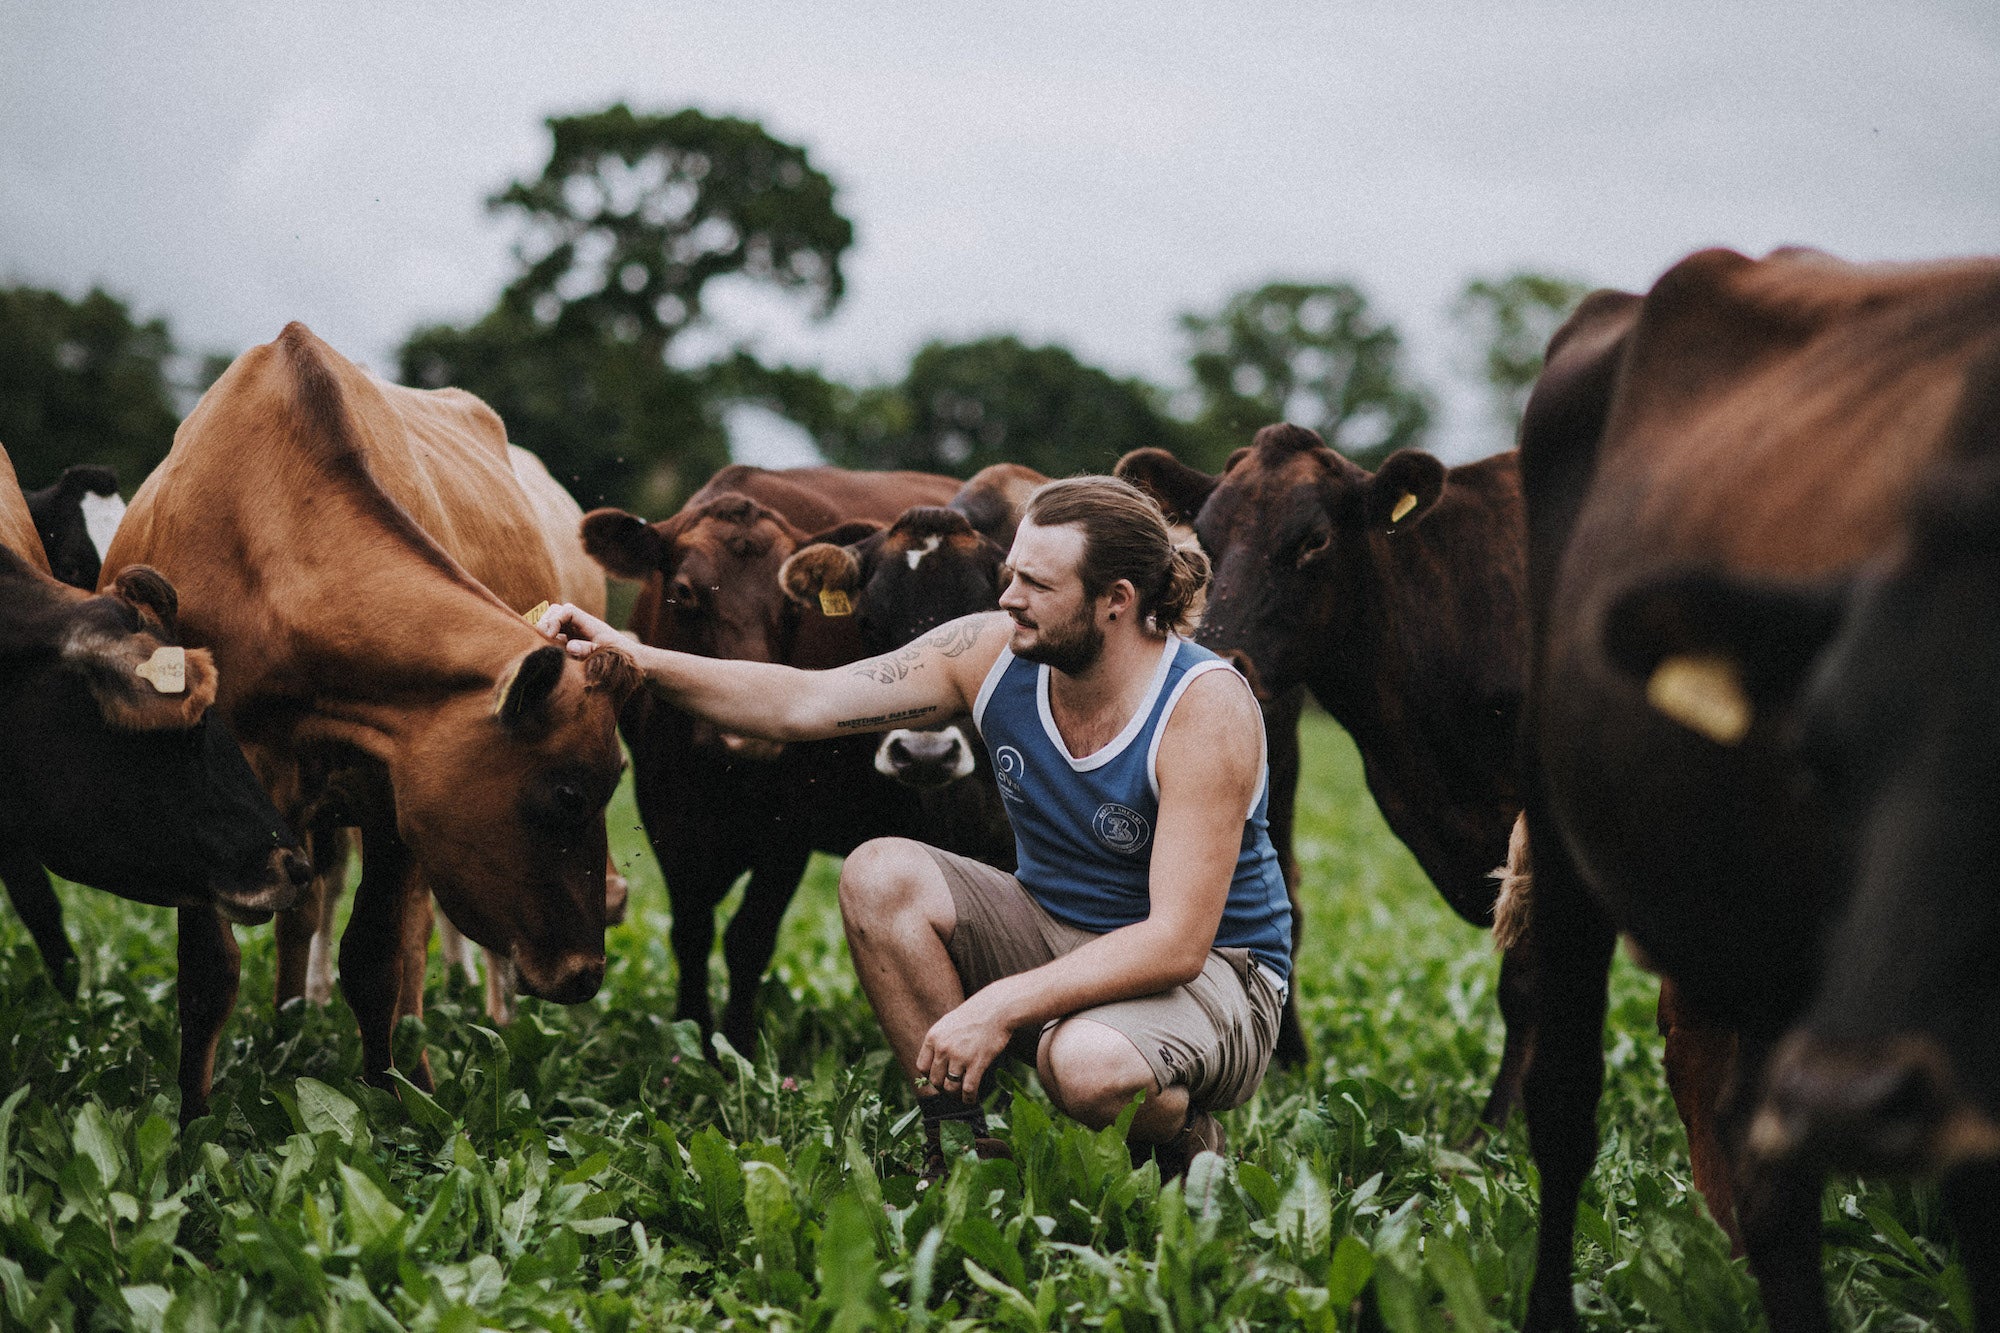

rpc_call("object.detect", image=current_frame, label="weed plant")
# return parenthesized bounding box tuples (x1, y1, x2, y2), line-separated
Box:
(0, 714, 1972, 1329)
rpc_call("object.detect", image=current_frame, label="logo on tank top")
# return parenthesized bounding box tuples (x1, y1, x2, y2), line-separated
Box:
(994, 745, 1027, 803)
(1092, 802, 1152, 855)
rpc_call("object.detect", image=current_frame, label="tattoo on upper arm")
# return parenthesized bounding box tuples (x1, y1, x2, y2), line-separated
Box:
(924, 621, 983, 658)
(848, 643, 925, 685)
(834, 705, 939, 730)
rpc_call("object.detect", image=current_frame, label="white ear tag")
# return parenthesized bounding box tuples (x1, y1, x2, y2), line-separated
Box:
(1390, 492, 1418, 524)
(1646, 654, 1751, 745)
(136, 645, 186, 694)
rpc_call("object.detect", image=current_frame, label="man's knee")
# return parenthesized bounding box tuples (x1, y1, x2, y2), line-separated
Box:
(838, 838, 951, 931)
(1040, 1019, 1158, 1128)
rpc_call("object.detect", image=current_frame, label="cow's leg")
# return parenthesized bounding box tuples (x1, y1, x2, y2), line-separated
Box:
(277, 822, 345, 1006)
(481, 950, 518, 1026)
(1656, 979, 1744, 1253)
(1262, 688, 1309, 1069)
(176, 905, 241, 1123)
(0, 843, 77, 998)
(1729, 1033, 1829, 1333)
(718, 843, 814, 1056)
(664, 862, 728, 1041)
(435, 914, 482, 989)
(1943, 1159, 2000, 1327)
(1479, 941, 1536, 1128)
(339, 828, 434, 1092)
(1520, 813, 1615, 1333)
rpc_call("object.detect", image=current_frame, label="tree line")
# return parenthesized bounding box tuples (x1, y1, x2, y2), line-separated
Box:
(0, 104, 1587, 512)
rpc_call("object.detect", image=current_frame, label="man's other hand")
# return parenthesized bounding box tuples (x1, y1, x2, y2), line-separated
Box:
(538, 603, 639, 659)
(917, 991, 1014, 1104)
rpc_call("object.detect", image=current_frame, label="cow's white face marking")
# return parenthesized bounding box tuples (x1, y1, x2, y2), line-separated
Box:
(81, 491, 126, 558)
(904, 535, 942, 570)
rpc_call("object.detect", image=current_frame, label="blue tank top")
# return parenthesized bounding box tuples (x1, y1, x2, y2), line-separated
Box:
(972, 635, 1293, 979)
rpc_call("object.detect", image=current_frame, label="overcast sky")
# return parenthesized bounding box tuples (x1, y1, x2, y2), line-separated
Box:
(4, 2, 1996, 464)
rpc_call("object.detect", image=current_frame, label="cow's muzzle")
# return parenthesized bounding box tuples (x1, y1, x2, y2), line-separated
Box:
(212, 845, 311, 923)
(875, 726, 977, 789)
(1749, 1031, 2000, 1174)
(512, 946, 606, 1005)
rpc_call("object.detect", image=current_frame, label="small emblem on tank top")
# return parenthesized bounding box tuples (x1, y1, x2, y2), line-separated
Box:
(1092, 802, 1151, 855)
(995, 745, 1027, 803)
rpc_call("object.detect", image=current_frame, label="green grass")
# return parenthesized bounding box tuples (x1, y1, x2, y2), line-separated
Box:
(0, 711, 1974, 1329)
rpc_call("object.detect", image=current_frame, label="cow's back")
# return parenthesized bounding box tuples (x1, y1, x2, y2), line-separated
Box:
(0, 449, 51, 575)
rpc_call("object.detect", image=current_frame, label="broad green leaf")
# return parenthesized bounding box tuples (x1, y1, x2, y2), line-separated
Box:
(1276, 1164, 1332, 1258)
(71, 1103, 123, 1191)
(295, 1078, 365, 1147)
(1328, 1234, 1376, 1307)
(337, 1162, 407, 1251)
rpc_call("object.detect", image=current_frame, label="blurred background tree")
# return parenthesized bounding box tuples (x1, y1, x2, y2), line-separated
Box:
(400, 104, 854, 512)
(1178, 281, 1433, 471)
(1452, 271, 1592, 438)
(810, 336, 1187, 479)
(0, 285, 183, 493)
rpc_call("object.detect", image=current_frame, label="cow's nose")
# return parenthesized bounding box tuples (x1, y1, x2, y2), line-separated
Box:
(281, 847, 313, 892)
(515, 948, 605, 1005)
(888, 735, 913, 765)
(1751, 1032, 1956, 1172)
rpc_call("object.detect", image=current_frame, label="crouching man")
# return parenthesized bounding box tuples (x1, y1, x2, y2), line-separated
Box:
(540, 476, 1291, 1176)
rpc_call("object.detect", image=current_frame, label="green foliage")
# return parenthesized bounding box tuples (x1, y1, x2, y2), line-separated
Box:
(0, 285, 183, 493)
(1453, 271, 1593, 436)
(1180, 281, 1433, 470)
(0, 716, 1968, 1328)
(816, 336, 1187, 480)
(400, 104, 855, 513)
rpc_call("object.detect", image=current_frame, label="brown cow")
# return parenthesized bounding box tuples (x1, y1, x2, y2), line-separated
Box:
(0, 444, 307, 1103)
(103, 323, 639, 1111)
(1518, 248, 2000, 1330)
(581, 464, 1018, 1053)
(1116, 430, 1527, 1095)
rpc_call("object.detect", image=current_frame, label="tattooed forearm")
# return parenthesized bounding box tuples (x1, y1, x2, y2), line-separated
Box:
(924, 620, 984, 658)
(834, 705, 939, 730)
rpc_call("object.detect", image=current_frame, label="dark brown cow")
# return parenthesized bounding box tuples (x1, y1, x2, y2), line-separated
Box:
(581, 465, 1016, 1053)
(1117, 428, 1528, 1100)
(104, 323, 639, 1116)
(0, 443, 306, 1042)
(1518, 248, 2000, 1330)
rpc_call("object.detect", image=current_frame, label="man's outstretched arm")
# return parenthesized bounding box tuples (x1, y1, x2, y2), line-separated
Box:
(537, 603, 1010, 742)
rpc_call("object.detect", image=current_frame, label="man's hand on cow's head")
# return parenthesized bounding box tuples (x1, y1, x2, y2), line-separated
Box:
(538, 603, 639, 659)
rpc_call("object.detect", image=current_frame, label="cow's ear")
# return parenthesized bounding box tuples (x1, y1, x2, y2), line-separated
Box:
(57, 465, 120, 502)
(1114, 448, 1217, 526)
(110, 565, 180, 630)
(493, 645, 568, 730)
(63, 630, 218, 731)
(1603, 569, 1852, 746)
(583, 645, 644, 708)
(780, 541, 865, 608)
(580, 509, 665, 580)
(1367, 451, 1446, 531)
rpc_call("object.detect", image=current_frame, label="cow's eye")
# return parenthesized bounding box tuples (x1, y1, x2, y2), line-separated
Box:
(668, 578, 700, 610)
(1290, 529, 1332, 567)
(546, 782, 592, 828)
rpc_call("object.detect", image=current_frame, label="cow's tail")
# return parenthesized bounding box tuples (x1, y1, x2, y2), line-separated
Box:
(1490, 811, 1532, 952)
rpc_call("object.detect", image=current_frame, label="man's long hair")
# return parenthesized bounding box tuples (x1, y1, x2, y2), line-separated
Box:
(1025, 476, 1210, 636)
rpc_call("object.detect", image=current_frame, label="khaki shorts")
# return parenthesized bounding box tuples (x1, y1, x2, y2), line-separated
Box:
(923, 845, 1285, 1114)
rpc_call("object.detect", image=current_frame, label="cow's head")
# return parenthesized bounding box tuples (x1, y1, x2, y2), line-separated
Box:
(1601, 461, 2000, 1177)
(26, 464, 122, 591)
(393, 641, 641, 1003)
(1116, 423, 1445, 699)
(583, 495, 874, 759)
(0, 559, 307, 921)
(780, 505, 1004, 789)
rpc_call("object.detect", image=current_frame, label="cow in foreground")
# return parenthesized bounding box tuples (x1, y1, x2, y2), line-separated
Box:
(25, 463, 125, 590)
(0, 444, 306, 1073)
(104, 323, 638, 1115)
(1117, 428, 1526, 1097)
(582, 464, 1016, 1054)
(1519, 247, 2000, 1330)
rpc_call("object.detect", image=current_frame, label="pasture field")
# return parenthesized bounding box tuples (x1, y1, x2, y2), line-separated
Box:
(0, 711, 1970, 1330)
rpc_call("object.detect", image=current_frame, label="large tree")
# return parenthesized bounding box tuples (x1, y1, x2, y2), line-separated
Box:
(1179, 281, 1432, 470)
(0, 285, 181, 492)
(401, 104, 854, 511)
(1453, 271, 1592, 438)
(812, 336, 1186, 480)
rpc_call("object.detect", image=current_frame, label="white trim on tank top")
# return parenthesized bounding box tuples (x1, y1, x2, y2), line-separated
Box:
(972, 643, 1014, 732)
(1034, 633, 1179, 771)
(1146, 659, 1269, 819)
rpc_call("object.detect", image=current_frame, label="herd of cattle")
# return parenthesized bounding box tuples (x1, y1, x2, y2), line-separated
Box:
(0, 247, 1994, 1329)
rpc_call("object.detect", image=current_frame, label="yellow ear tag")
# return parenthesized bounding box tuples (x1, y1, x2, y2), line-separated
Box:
(135, 645, 186, 694)
(819, 588, 853, 617)
(1390, 492, 1418, 524)
(1646, 653, 1752, 745)
(524, 600, 551, 627)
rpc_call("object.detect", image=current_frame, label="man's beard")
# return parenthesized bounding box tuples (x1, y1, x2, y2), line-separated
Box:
(1012, 602, 1104, 675)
